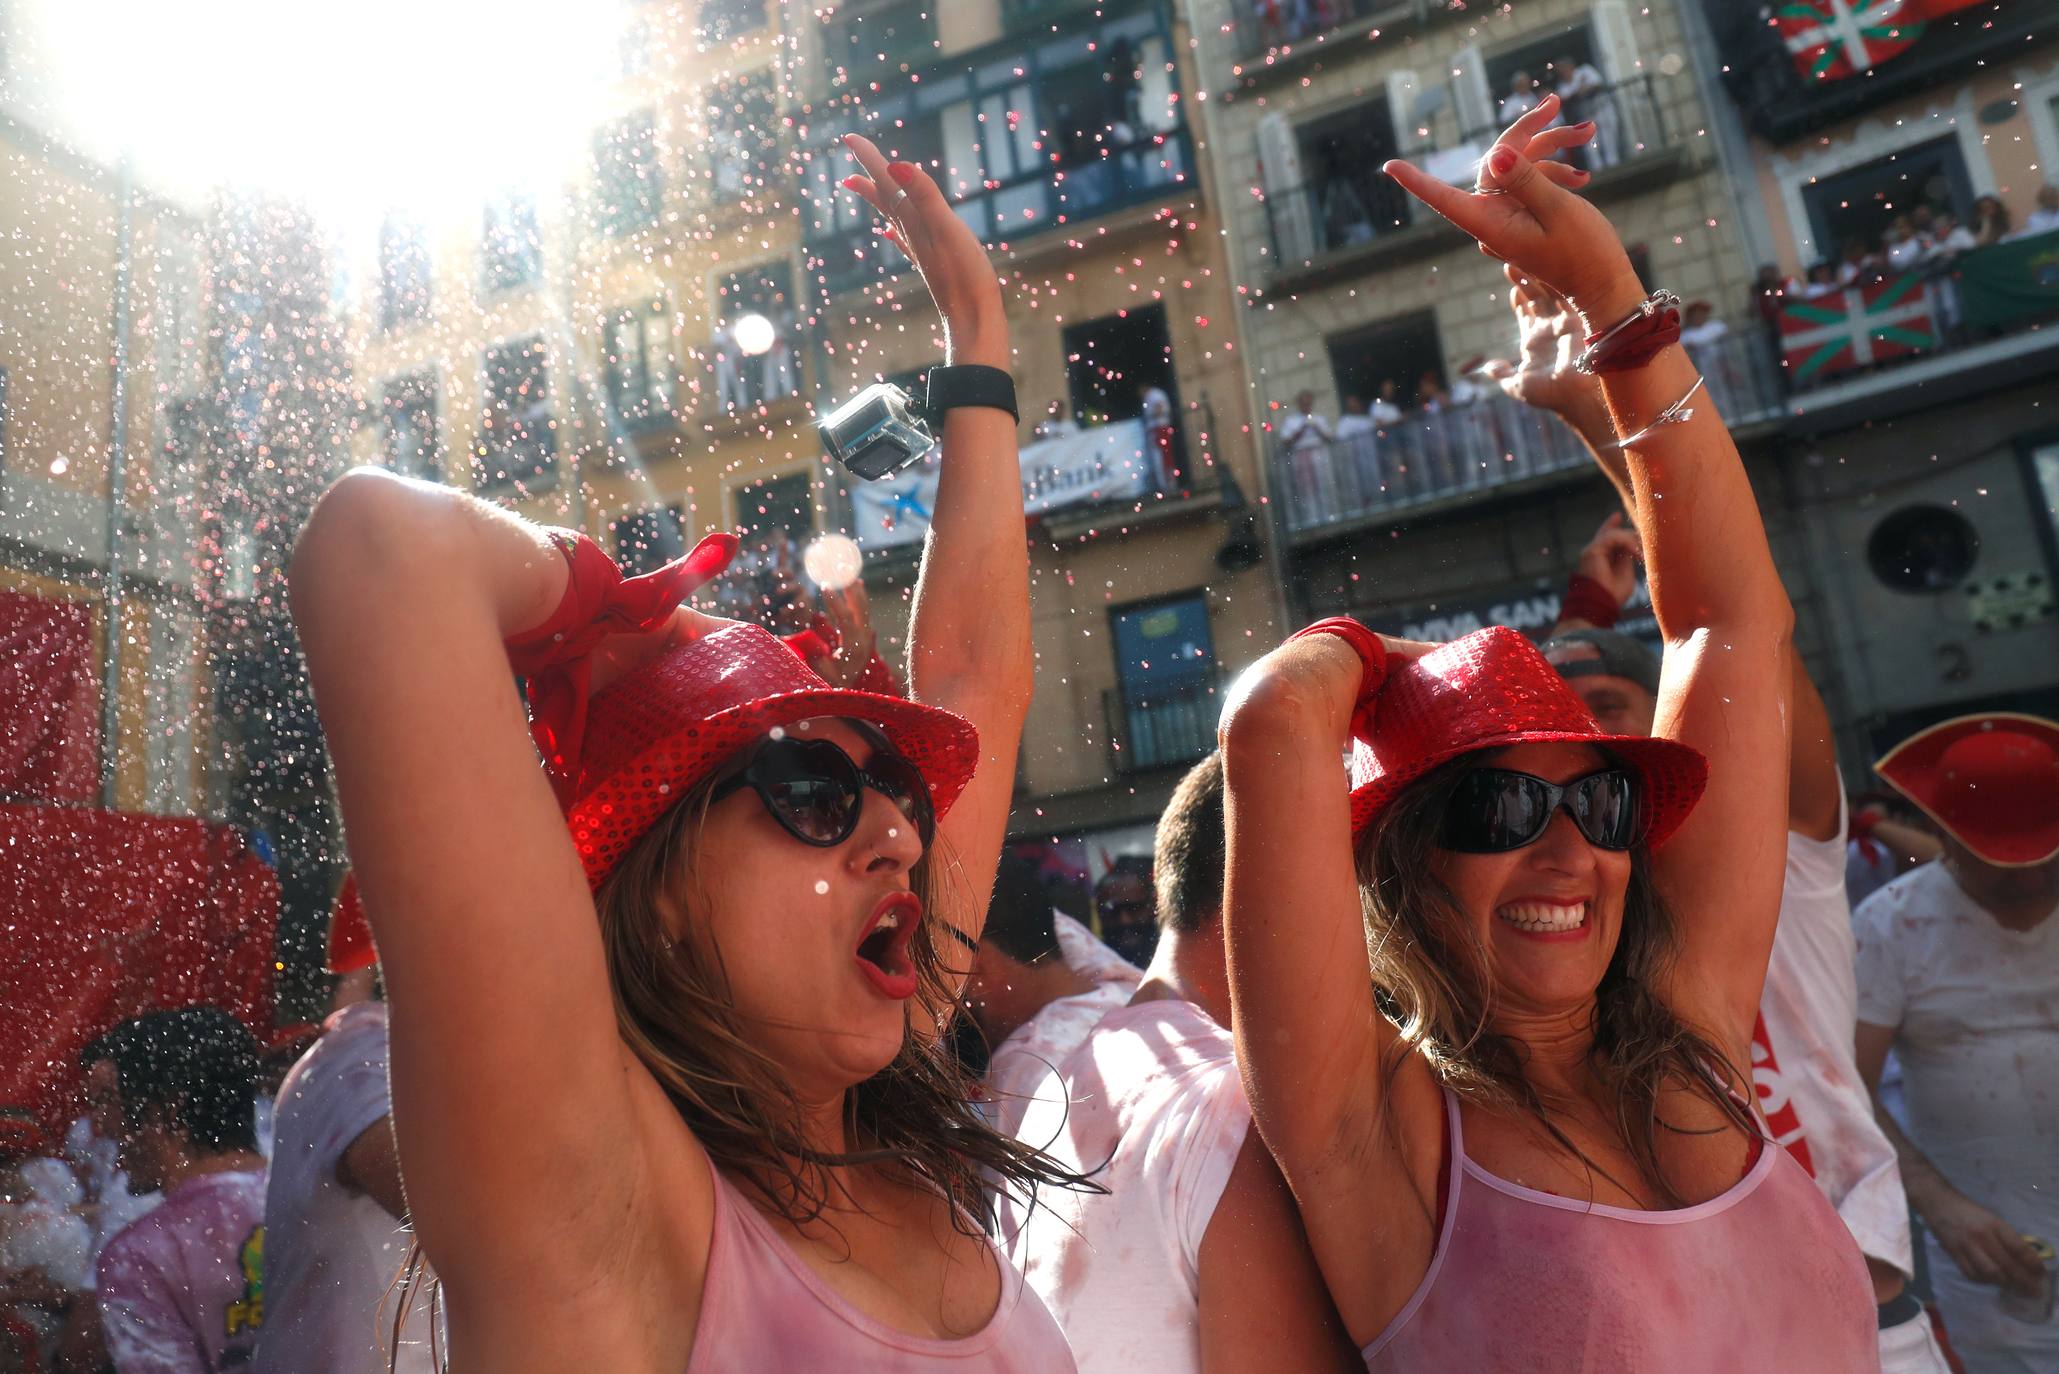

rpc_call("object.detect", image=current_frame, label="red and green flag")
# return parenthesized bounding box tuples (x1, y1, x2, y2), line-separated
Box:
(1776, 0, 1985, 83)
(1779, 273, 1938, 384)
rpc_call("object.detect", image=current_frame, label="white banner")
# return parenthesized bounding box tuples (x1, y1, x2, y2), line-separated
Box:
(849, 418, 1154, 549)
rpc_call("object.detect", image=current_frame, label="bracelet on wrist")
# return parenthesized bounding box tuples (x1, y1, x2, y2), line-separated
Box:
(1285, 617, 1389, 728)
(1576, 289, 1682, 375)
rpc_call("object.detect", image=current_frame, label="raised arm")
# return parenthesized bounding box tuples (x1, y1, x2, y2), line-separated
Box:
(841, 134, 1026, 970)
(1390, 102, 1795, 1052)
(289, 475, 687, 1303)
(1218, 628, 1440, 1342)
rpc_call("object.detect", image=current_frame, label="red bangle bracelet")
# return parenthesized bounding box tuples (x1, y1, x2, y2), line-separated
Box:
(1560, 573, 1623, 629)
(1286, 616, 1389, 717)
(1577, 290, 1682, 375)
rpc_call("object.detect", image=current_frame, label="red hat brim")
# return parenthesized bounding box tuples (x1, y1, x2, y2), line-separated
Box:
(1876, 713, 2059, 867)
(1351, 728, 1709, 850)
(567, 686, 979, 889)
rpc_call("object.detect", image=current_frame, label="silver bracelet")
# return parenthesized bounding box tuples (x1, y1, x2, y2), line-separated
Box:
(1575, 289, 1681, 375)
(1610, 375, 1705, 450)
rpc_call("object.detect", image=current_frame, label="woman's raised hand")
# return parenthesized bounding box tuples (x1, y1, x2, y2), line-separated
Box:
(840, 132, 1007, 367)
(1384, 93, 1639, 318)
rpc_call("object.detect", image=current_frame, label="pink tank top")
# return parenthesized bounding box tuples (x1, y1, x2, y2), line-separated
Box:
(684, 1168, 1078, 1373)
(1363, 1090, 1878, 1373)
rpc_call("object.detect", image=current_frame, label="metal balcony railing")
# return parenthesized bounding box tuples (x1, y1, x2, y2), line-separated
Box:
(1455, 75, 1674, 177)
(1272, 331, 1785, 534)
(1228, 0, 1389, 61)
(1104, 676, 1221, 774)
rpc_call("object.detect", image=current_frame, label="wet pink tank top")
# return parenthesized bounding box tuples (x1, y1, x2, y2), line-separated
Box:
(1363, 1089, 1878, 1373)
(684, 1168, 1078, 1373)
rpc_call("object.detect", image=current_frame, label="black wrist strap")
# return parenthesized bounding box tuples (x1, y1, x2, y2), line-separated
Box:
(923, 364, 1019, 424)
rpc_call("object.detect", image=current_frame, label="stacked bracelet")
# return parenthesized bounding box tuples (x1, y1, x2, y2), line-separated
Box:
(1576, 290, 1682, 375)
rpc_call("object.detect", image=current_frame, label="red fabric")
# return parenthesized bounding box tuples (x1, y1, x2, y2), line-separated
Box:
(781, 615, 903, 698)
(1751, 1010, 1818, 1177)
(1582, 301, 1681, 373)
(1286, 616, 1389, 741)
(1560, 573, 1623, 630)
(0, 591, 101, 803)
(504, 529, 739, 805)
(0, 804, 280, 1135)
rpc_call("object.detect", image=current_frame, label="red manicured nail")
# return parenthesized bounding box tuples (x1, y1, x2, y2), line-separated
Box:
(888, 162, 918, 185)
(1490, 147, 1518, 176)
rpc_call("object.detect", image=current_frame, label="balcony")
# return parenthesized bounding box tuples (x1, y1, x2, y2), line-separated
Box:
(1264, 76, 1686, 292)
(1272, 331, 1785, 538)
(1227, 0, 1391, 65)
(1778, 233, 2059, 433)
(1103, 676, 1220, 775)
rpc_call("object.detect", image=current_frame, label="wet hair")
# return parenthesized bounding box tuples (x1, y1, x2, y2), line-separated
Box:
(1153, 751, 1225, 935)
(589, 742, 1091, 1235)
(1356, 754, 1754, 1208)
(981, 854, 1063, 964)
(82, 1007, 260, 1154)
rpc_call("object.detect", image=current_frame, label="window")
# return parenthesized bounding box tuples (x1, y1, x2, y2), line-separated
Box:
(733, 469, 814, 545)
(1801, 137, 1972, 269)
(698, 0, 767, 44)
(1293, 99, 1409, 256)
(832, 1, 936, 81)
(603, 298, 674, 425)
(481, 195, 542, 292)
(704, 74, 782, 203)
(1062, 303, 1177, 427)
(381, 373, 440, 481)
(378, 217, 432, 329)
(479, 337, 556, 491)
(1328, 311, 1444, 410)
(595, 111, 664, 237)
(710, 261, 800, 412)
(1108, 592, 1216, 772)
(611, 505, 688, 577)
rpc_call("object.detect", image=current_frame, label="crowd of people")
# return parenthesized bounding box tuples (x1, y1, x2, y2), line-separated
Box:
(6, 99, 2057, 1374)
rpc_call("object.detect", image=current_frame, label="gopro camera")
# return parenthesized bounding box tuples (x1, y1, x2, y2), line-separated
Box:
(816, 383, 935, 482)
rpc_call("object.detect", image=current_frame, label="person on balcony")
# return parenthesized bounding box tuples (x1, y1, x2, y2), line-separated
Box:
(1971, 194, 2012, 247)
(1680, 300, 1729, 350)
(762, 305, 798, 403)
(2021, 184, 2059, 237)
(1033, 397, 1081, 441)
(1222, 98, 1878, 1370)
(1498, 70, 1542, 126)
(1370, 378, 1405, 426)
(1322, 164, 1376, 249)
(1924, 212, 1977, 261)
(1553, 54, 1618, 168)
(1278, 390, 1338, 523)
(1884, 216, 1926, 274)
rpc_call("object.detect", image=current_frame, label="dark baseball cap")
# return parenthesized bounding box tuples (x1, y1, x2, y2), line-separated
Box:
(1540, 628, 1661, 697)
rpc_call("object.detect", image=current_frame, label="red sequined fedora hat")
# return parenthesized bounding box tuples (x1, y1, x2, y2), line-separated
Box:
(562, 622, 978, 887)
(1875, 713, 2059, 867)
(1349, 625, 1707, 846)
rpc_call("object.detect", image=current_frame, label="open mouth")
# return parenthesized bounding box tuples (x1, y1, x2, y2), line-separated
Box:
(1496, 900, 1590, 937)
(854, 892, 922, 999)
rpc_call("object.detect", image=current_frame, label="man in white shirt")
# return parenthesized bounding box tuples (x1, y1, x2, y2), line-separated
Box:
(1554, 54, 1618, 167)
(1032, 397, 1082, 441)
(256, 997, 433, 1374)
(1855, 715, 2059, 1374)
(1369, 378, 1404, 426)
(2023, 184, 2059, 237)
(1004, 754, 1355, 1372)
(1276, 389, 1338, 522)
(967, 856, 1141, 1141)
(1680, 300, 1731, 349)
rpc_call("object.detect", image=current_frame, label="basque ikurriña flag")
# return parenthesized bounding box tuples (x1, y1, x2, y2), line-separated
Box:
(1776, 0, 1983, 83)
(1779, 274, 1939, 384)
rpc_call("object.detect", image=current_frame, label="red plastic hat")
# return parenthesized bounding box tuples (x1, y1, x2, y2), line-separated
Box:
(566, 622, 978, 888)
(1875, 713, 2059, 867)
(327, 873, 375, 975)
(1349, 626, 1707, 846)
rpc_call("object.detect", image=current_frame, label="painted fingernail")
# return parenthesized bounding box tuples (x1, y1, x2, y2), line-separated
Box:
(888, 162, 918, 185)
(840, 175, 863, 191)
(1490, 147, 1518, 176)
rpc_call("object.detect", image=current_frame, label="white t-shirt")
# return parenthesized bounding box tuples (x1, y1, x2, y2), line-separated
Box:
(1004, 1000, 1251, 1374)
(984, 915, 1141, 1143)
(2024, 207, 2059, 236)
(1855, 862, 2059, 1370)
(1335, 413, 1377, 441)
(1276, 411, 1333, 453)
(1756, 807, 1912, 1277)
(255, 1002, 436, 1374)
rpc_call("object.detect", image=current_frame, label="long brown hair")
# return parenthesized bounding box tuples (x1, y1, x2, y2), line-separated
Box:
(591, 763, 1092, 1233)
(1357, 753, 1754, 1207)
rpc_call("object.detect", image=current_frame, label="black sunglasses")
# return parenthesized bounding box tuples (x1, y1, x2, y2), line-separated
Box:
(711, 731, 935, 851)
(1439, 768, 1641, 854)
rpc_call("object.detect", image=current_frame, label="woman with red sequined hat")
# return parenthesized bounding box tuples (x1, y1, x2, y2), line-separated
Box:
(288, 134, 1086, 1371)
(1219, 98, 1878, 1370)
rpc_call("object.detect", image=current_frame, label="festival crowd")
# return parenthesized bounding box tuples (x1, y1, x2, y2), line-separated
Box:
(4, 100, 2056, 1374)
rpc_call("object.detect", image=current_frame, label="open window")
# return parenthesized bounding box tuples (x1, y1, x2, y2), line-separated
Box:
(1800, 136, 1972, 268)
(1328, 311, 1445, 411)
(602, 298, 675, 426)
(710, 261, 800, 412)
(594, 111, 664, 237)
(1459, 0, 1646, 169)
(381, 372, 440, 482)
(1061, 303, 1177, 427)
(733, 469, 815, 546)
(830, 0, 937, 84)
(479, 336, 556, 492)
(704, 74, 782, 203)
